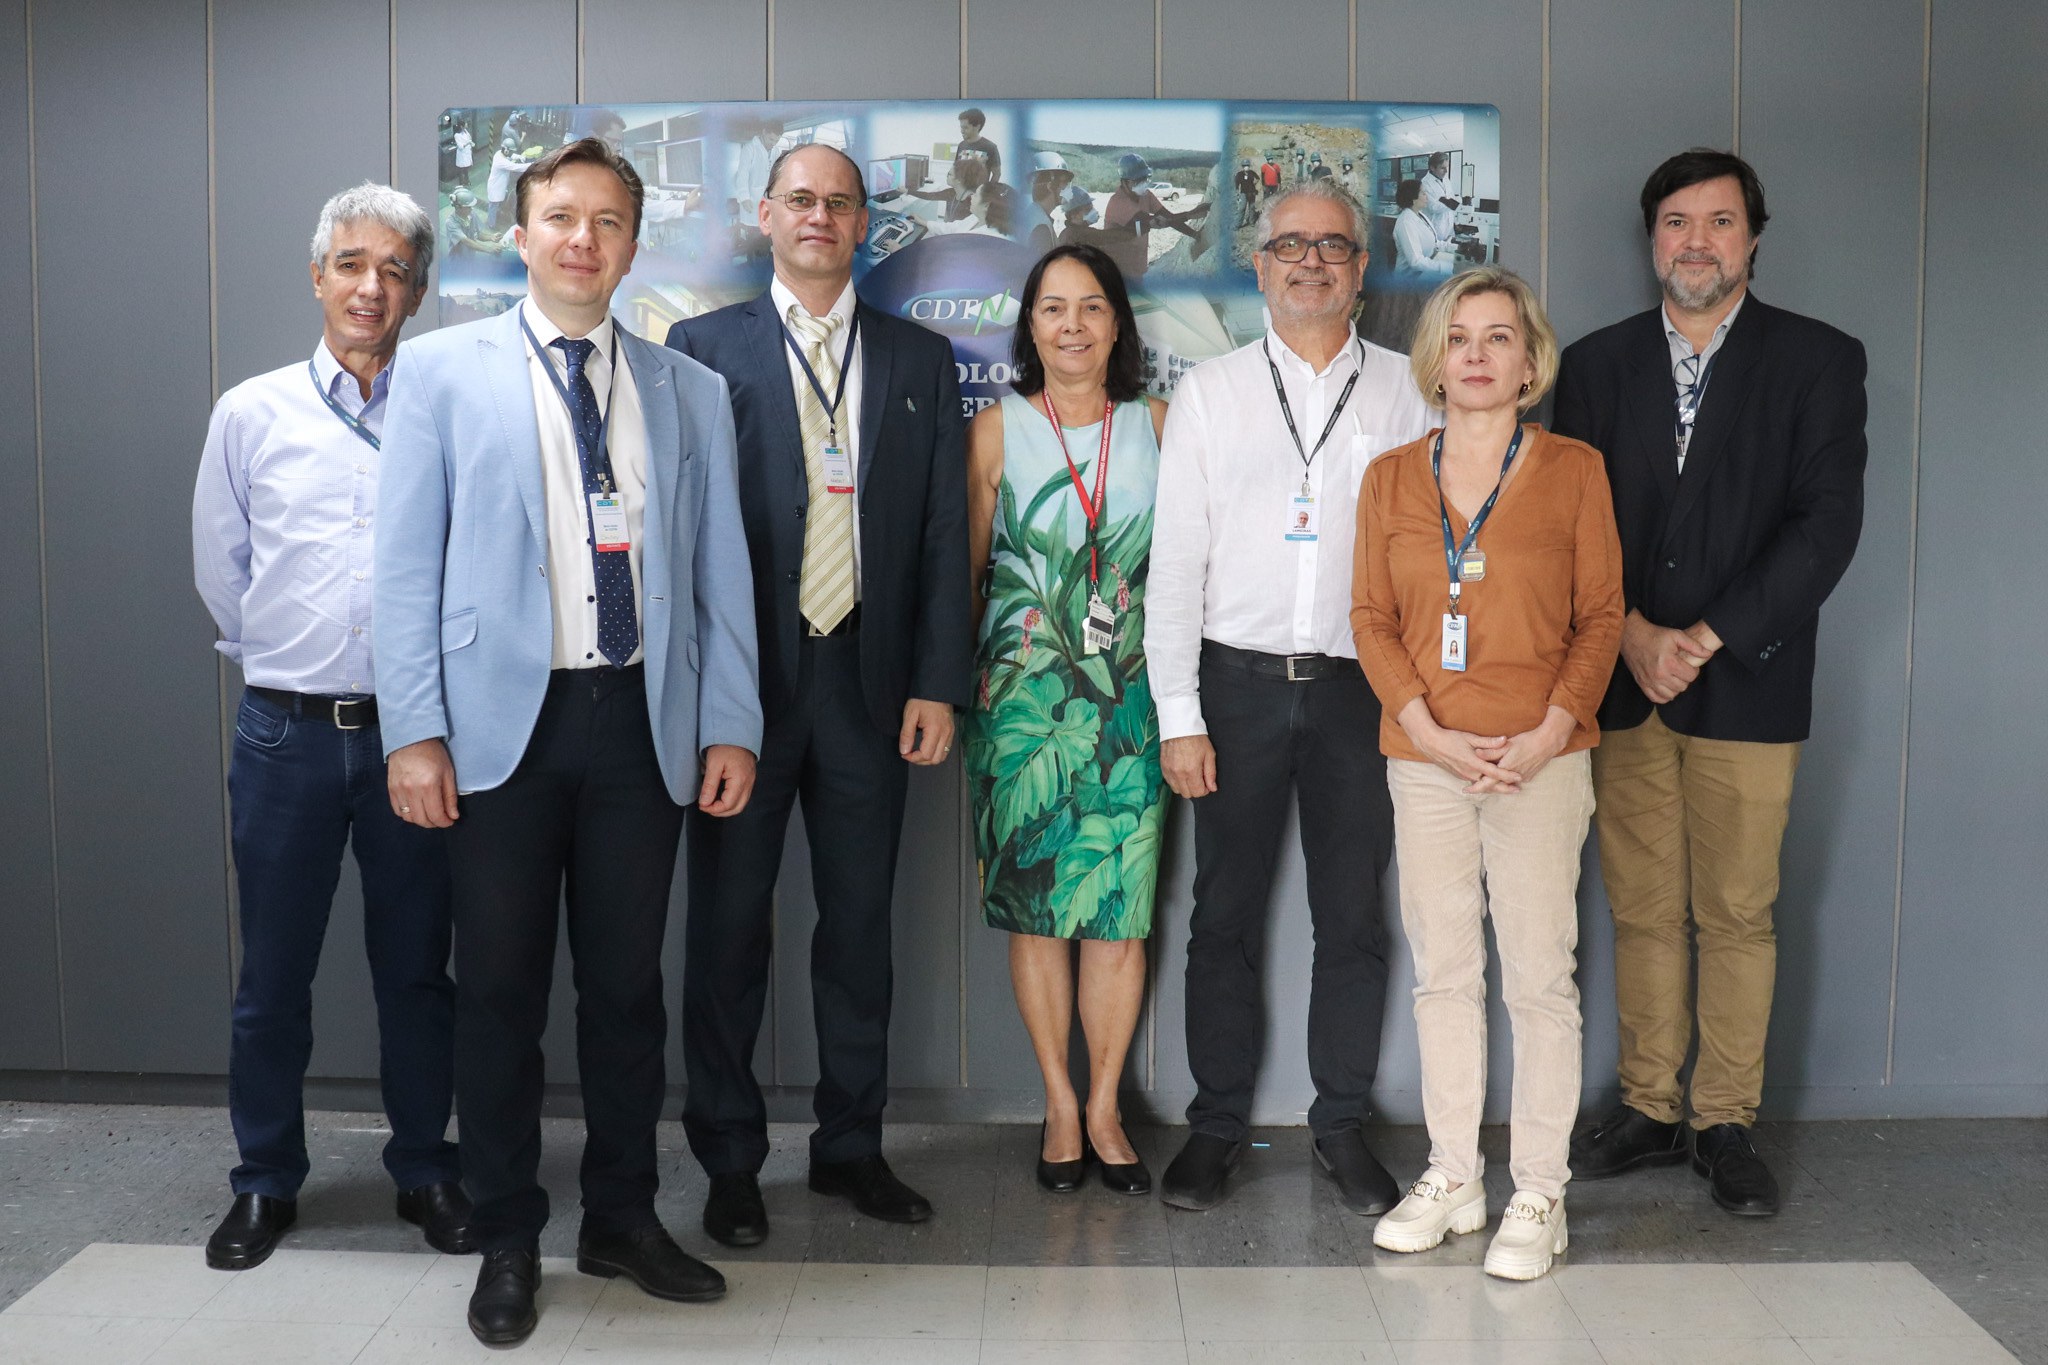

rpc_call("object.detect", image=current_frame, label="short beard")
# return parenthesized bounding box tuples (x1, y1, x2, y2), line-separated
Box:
(1659, 257, 1746, 312)
(1268, 273, 1356, 326)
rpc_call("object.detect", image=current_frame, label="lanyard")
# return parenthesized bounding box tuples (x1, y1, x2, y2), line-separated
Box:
(780, 313, 861, 446)
(520, 311, 622, 491)
(1264, 338, 1363, 495)
(1433, 424, 1524, 616)
(307, 360, 381, 451)
(1038, 391, 1115, 585)
(1673, 349, 1720, 457)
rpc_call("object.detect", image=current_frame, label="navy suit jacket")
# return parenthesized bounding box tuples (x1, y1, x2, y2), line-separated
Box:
(666, 292, 971, 735)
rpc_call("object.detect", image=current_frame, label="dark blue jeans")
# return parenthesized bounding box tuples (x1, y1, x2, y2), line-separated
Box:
(226, 687, 459, 1200)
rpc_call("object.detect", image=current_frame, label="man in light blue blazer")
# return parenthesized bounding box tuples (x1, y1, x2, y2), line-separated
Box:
(373, 138, 761, 1348)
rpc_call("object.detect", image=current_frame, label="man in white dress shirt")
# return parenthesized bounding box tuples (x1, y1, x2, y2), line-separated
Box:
(1147, 181, 1432, 1214)
(1421, 152, 1460, 243)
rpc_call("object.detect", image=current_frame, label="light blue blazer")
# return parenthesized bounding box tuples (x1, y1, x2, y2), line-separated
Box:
(373, 307, 762, 803)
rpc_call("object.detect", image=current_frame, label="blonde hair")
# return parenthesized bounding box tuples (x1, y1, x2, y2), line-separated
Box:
(1407, 267, 1558, 412)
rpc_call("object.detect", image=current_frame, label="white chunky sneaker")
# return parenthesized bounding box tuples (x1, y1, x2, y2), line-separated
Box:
(1483, 1191, 1568, 1280)
(1370, 1168, 1488, 1253)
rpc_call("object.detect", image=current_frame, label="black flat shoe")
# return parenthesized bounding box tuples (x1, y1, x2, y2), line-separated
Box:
(577, 1222, 726, 1301)
(809, 1154, 934, 1223)
(1037, 1120, 1087, 1193)
(396, 1180, 476, 1255)
(1569, 1103, 1686, 1180)
(1160, 1132, 1243, 1211)
(704, 1171, 769, 1247)
(1691, 1123, 1781, 1217)
(205, 1193, 296, 1270)
(468, 1248, 540, 1346)
(1312, 1129, 1398, 1215)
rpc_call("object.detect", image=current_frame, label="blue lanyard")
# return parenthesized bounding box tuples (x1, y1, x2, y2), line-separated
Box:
(1433, 425, 1524, 615)
(779, 313, 861, 445)
(519, 311, 622, 487)
(307, 360, 381, 451)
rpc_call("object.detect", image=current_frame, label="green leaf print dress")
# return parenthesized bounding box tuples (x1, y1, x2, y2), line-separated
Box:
(964, 393, 1167, 941)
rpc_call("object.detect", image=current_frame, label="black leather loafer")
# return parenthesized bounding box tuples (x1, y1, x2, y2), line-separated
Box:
(1692, 1122, 1781, 1216)
(703, 1172, 770, 1247)
(1569, 1103, 1686, 1180)
(468, 1248, 540, 1346)
(396, 1180, 477, 1255)
(205, 1192, 296, 1270)
(577, 1222, 726, 1301)
(1313, 1128, 1399, 1215)
(1036, 1120, 1088, 1193)
(1159, 1132, 1244, 1211)
(809, 1154, 934, 1223)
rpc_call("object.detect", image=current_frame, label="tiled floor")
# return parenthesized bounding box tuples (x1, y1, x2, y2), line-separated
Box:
(1, 1105, 2043, 1362)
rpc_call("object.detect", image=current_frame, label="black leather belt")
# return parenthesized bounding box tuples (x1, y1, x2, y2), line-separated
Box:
(249, 686, 379, 729)
(805, 603, 862, 639)
(1201, 641, 1361, 682)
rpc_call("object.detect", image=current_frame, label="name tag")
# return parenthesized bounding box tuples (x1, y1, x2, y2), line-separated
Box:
(589, 494, 630, 553)
(1283, 493, 1319, 542)
(1083, 594, 1115, 656)
(822, 444, 854, 495)
(1441, 612, 1468, 672)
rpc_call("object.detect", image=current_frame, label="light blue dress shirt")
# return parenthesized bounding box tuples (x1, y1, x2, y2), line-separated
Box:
(192, 342, 387, 695)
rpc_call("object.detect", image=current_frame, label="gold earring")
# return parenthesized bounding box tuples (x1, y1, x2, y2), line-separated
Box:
(1434, 384, 1445, 401)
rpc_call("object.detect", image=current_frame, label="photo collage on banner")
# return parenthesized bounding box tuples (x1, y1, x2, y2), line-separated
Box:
(435, 99, 1502, 415)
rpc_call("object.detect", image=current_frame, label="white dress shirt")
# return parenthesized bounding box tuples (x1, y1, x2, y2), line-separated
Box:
(192, 341, 387, 695)
(770, 274, 865, 593)
(1394, 207, 1453, 279)
(1420, 170, 1458, 241)
(519, 299, 650, 669)
(1663, 292, 1745, 473)
(1147, 328, 1433, 740)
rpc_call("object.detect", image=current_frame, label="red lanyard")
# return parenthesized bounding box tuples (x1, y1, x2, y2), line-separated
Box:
(1038, 391, 1115, 584)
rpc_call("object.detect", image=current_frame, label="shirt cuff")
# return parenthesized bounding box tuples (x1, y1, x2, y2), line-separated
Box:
(1155, 692, 1207, 742)
(212, 638, 243, 664)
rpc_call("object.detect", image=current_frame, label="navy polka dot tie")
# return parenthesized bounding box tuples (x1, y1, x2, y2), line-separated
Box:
(552, 336, 638, 667)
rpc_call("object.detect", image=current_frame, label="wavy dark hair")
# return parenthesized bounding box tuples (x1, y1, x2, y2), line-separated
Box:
(1639, 147, 1769, 272)
(1008, 243, 1145, 403)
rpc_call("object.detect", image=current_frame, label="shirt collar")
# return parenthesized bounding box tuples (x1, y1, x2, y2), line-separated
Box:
(1265, 323, 1363, 381)
(313, 339, 392, 400)
(519, 296, 616, 356)
(770, 274, 858, 328)
(1661, 291, 1746, 358)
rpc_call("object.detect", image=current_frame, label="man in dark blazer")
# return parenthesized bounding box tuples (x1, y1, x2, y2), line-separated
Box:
(1552, 148, 1866, 1218)
(665, 142, 971, 1246)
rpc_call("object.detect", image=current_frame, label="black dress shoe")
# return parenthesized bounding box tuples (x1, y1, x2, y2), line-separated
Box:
(204, 1193, 296, 1270)
(809, 1154, 934, 1223)
(396, 1180, 476, 1255)
(1312, 1129, 1399, 1215)
(1159, 1132, 1243, 1211)
(1097, 1149, 1152, 1197)
(1036, 1120, 1088, 1193)
(704, 1172, 770, 1247)
(1692, 1123, 1781, 1216)
(1569, 1103, 1686, 1180)
(468, 1248, 540, 1346)
(577, 1222, 727, 1301)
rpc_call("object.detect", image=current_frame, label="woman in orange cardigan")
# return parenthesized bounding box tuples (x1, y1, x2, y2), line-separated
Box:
(1351, 267, 1622, 1281)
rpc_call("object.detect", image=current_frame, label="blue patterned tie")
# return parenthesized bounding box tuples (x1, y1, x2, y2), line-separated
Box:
(552, 336, 639, 667)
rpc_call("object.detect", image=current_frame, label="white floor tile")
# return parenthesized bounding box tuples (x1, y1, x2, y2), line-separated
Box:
(1365, 1267, 1587, 1342)
(1391, 1345, 1605, 1365)
(1732, 1261, 1990, 1339)
(145, 1317, 376, 1364)
(581, 1261, 799, 1338)
(1799, 1337, 2020, 1365)
(383, 1254, 602, 1332)
(771, 1338, 983, 1364)
(1551, 1264, 1783, 1340)
(4, 1243, 230, 1320)
(982, 1265, 1184, 1342)
(1176, 1266, 1382, 1343)
(1585, 1341, 1812, 1365)
(779, 1263, 988, 1339)
(356, 1322, 577, 1365)
(193, 1247, 434, 1324)
(0, 1314, 176, 1365)
(986, 1342, 1192, 1365)
(561, 1335, 777, 1363)
(1190, 1341, 1398, 1364)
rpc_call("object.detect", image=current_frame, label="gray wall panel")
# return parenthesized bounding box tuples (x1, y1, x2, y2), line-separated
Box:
(965, 0, 1154, 100)
(1894, 0, 2048, 1088)
(773, 0, 960, 100)
(584, 0, 768, 104)
(0, 0, 60, 1071)
(1162, 0, 1347, 100)
(34, 0, 227, 1071)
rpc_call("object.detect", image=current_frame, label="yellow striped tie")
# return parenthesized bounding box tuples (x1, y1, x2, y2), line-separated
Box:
(789, 307, 857, 634)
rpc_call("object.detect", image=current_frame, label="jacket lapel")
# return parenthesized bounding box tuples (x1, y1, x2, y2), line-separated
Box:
(622, 326, 677, 610)
(742, 292, 810, 493)
(855, 302, 893, 497)
(477, 308, 548, 554)
(1663, 298, 1766, 539)
(1622, 314, 1680, 508)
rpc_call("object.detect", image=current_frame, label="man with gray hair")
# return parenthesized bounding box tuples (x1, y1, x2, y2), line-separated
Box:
(1146, 181, 1430, 1213)
(193, 181, 471, 1271)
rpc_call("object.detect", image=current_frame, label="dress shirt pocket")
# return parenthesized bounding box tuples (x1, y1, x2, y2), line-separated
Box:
(1343, 431, 1389, 497)
(234, 696, 289, 750)
(439, 607, 478, 654)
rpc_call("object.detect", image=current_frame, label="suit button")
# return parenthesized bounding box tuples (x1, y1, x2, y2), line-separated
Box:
(1664, 558, 1678, 570)
(787, 570, 800, 583)
(795, 504, 806, 517)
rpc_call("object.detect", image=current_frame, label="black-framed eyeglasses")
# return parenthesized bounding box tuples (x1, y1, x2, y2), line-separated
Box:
(768, 190, 863, 216)
(1263, 235, 1359, 264)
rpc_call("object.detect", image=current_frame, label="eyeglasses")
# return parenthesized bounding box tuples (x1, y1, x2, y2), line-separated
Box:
(768, 190, 863, 216)
(1263, 235, 1359, 264)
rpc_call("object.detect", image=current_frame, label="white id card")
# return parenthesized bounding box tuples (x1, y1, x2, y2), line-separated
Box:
(589, 493, 630, 553)
(1283, 493, 1320, 542)
(1441, 612, 1468, 672)
(1083, 594, 1116, 656)
(822, 444, 854, 495)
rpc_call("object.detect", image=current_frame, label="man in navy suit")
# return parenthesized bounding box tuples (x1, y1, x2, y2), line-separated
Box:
(376, 138, 763, 1346)
(665, 143, 971, 1247)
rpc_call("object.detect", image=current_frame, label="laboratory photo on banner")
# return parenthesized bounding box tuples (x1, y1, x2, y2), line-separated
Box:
(434, 97, 1502, 412)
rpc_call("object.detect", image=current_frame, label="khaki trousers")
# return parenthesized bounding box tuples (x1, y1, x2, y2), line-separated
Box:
(1591, 712, 1801, 1129)
(1389, 752, 1593, 1200)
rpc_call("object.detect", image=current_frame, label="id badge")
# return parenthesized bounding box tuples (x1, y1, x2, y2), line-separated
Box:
(822, 444, 855, 495)
(1083, 593, 1116, 656)
(1441, 612, 1468, 672)
(1457, 547, 1487, 583)
(589, 493, 630, 553)
(1283, 493, 1320, 542)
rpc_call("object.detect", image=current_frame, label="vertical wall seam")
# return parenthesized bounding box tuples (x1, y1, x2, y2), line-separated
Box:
(765, 0, 775, 100)
(1538, 0, 1550, 306)
(206, 0, 234, 1006)
(1730, 0, 1741, 150)
(1153, 0, 1162, 97)
(1886, 0, 1933, 1088)
(958, 0, 966, 98)
(575, 0, 584, 102)
(24, 0, 65, 1069)
(1347, 0, 1356, 101)
(388, 0, 397, 185)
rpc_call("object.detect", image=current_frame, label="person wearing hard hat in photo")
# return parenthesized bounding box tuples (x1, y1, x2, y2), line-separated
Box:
(1336, 157, 1359, 195)
(1101, 152, 1207, 282)
(1023, 150, 1075, 251)
(1234, 157, 1261, 228)
(1260, 153, 1282, 200)
(1308, 151, 1334, 182)
(443, 186, 511, 260)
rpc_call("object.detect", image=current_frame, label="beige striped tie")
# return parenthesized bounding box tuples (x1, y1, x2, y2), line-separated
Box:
(788, 306, 857, 634)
